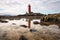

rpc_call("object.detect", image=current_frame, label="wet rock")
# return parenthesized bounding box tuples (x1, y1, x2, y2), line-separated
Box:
(0, 32, 8, 40)
(12, 23, 16, 25)
(33, 21, 40, 25)
(20, 25, 27, 28)
(0, 20, 8, 23)
(2, 33, 7, 37)
(19, 35, 28, 40)
(30, 29, 37, 32)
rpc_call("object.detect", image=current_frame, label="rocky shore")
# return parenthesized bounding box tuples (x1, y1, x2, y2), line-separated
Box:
(40, 13, 60, 28)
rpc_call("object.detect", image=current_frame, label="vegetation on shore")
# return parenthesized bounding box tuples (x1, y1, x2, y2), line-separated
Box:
(40, 13, 60, 28)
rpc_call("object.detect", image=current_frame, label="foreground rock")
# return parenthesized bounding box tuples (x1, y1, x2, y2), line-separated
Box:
(0, 20, 8, 23)
(30, 29, 37, 32)
(19, 35, 28, 40)
(20, 25, 28, 28)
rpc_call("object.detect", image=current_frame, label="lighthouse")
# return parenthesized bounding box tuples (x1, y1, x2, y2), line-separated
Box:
(28, 4, 31, 13)
(27, 4, 31, 28)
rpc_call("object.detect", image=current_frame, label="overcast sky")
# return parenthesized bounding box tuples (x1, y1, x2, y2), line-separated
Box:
(0, 0, 60, 15)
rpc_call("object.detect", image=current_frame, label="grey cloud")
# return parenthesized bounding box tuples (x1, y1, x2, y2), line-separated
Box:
(0, 0, 60, 15)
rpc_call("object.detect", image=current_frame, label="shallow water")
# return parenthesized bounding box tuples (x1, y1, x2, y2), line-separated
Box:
(0, 18, 60, 40)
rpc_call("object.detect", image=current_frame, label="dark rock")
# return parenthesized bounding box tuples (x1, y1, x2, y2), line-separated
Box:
(12, 23, 16, 25)
(33, 21, 40, 24)
(30, 29, 37, 32)
(0, 20, 8, 23)
(2, 33, 7, 37)
(20, 25, 27, 28)
(19, 35, 28, 40)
